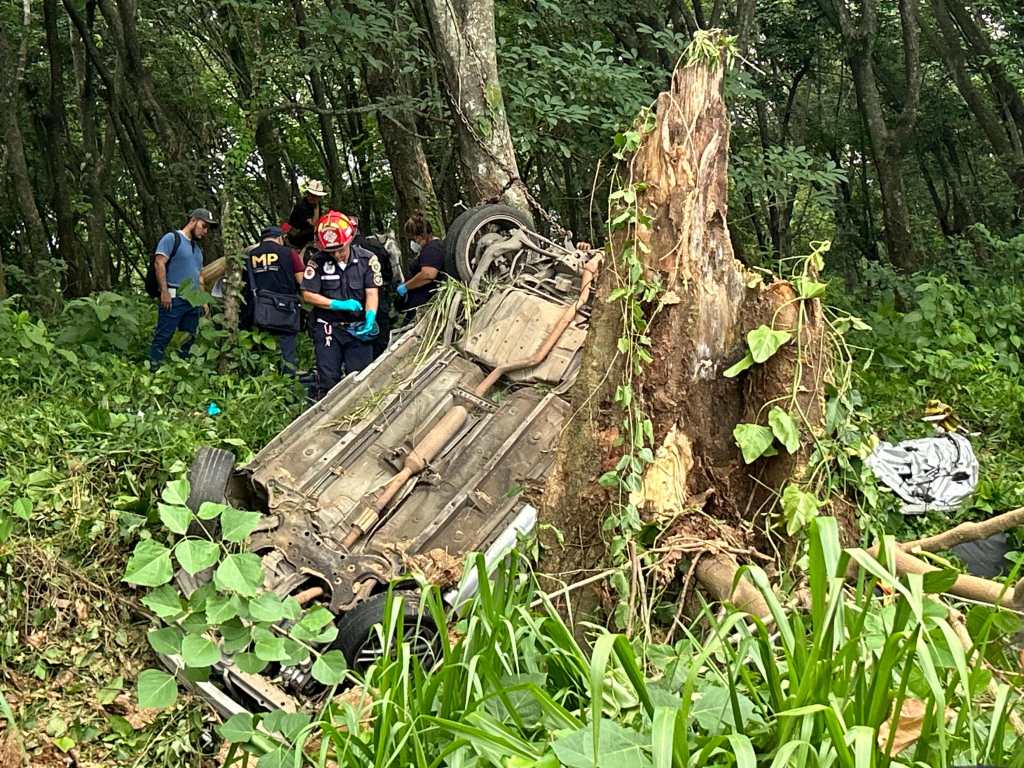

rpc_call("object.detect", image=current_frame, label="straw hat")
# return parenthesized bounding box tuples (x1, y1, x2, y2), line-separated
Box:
(303, 179, 327, 197)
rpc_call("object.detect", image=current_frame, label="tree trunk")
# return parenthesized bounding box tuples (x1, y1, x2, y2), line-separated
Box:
(820, 0, 921, 270)
(942, 0, 1024, 141)
(218, 195, 243, 374)
(43, 0, 89, 297)
(70, 0, 113, 291)
(417, 0, 529, 212)
(0, 27, 60, 311)
(290, 0, 346, 209)
(926, 0, 1024, 195)
(539, 51, 830, 623)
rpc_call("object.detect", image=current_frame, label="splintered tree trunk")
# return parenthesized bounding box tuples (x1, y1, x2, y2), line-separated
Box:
(418, 0, 528, 212)
(539, 53, 830, 621)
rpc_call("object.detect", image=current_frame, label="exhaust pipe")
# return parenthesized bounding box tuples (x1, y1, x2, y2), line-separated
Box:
(341, 255, 602, 549)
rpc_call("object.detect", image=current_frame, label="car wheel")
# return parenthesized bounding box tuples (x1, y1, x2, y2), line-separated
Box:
(332, 591, 440, 671)
(176, 447, 235, 596)
(443, 204, 533, 283)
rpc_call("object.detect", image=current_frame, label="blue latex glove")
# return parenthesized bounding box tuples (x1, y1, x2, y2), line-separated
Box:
(207, 402, 221, 416)
(329, 298, 362, 312)
(396, 283, 408, 298)
(355, 309, 378, 340)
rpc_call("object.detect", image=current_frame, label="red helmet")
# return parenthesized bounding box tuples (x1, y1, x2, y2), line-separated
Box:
(316, 210, 355, 251)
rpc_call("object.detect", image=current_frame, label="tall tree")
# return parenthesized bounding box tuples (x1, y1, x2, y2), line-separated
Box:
(0, 3, 60, 310)
(415, 0, 529, 212)
(291, 0, 347, 208)
(819, 0, 922, 270)
(540, 44, 830, 619)
(42, 0, 89, 296)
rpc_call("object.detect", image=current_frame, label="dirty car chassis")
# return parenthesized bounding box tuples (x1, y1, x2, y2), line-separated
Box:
(166, 206, 600, 714)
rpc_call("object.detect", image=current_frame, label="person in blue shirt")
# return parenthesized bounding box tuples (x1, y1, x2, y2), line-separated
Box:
(147, 208, 216, 368)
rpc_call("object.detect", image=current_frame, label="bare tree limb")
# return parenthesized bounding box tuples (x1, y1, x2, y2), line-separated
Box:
(901, 506, 1024, 554)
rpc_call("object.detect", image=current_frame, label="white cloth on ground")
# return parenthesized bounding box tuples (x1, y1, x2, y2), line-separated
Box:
(865, 432, 978, 515)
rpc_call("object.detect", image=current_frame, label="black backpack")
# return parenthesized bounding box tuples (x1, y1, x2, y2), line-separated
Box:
(144, 232, 191, 298)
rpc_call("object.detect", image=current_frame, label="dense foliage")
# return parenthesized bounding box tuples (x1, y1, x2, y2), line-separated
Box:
(3, 0, 1024, 764)
(3, 0, 1024, 307)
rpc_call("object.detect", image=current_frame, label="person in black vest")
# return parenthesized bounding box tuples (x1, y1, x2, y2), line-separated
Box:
(301, 211, 382, 399)
(396, 210, 446, 319)
(349, 215, 394, 360)
(241, 226, 305, 373)
(286, 179, 327, 251)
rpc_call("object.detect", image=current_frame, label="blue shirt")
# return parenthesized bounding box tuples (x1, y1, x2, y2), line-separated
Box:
(156, 231, 204, 292)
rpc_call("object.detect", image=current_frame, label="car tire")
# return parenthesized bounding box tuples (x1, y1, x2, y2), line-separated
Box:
(332, 591, 440, 671)
(443, 204, 533, 283)
(176, 447, 235, 596)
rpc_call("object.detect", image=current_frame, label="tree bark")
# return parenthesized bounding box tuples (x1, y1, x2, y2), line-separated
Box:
(43, 0, 89, 297)
(926, 0, 1024, 195)
(70, 0, 113, 291)
(0, 17, 60, 311)
(416, 0, 529, 212)
(539, 51, 830, 622)
(290, 0, 346, 209)
(942, 0, 1024, 141)
(819, 0, 921, 270)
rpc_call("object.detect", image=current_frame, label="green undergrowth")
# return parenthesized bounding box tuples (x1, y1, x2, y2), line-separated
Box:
(217, 520, 1021, 767)
(837, 228, 1024, 548)
(0, 293, 304, 765)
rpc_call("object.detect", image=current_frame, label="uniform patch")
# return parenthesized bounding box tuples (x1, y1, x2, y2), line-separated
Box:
(323, 261, 336, 275)
(369, 255, 384, 287)
(303, 265, 315, 279)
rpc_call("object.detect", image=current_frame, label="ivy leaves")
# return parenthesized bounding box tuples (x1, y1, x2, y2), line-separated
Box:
(125, 478, 353, 713)
(733, 406, 802, 464)
(724, 324, 794, 378)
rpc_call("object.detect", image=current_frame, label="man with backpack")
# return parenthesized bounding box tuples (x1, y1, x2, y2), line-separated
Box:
(146, 208, 216, 368)
(241, 226, 305, 373)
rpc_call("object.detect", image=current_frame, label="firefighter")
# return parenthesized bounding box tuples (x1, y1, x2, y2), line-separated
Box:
(300, 211, 382, 399)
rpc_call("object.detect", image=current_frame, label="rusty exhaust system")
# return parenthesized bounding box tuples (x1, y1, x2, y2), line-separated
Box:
(340, 255, 602, 549)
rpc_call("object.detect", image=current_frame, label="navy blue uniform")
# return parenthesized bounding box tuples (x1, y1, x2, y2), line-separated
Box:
(402, 239, 446, 311)
(353, 234, 393, 359)
(242, 241, 304, 372)
(301, 245, 383, 398)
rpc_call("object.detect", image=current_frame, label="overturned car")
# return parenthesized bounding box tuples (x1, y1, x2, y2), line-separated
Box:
(163, 205, 601, 716)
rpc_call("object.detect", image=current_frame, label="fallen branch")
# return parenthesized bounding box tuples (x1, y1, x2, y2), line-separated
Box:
(848, 546, 1024, 610)
(900, 505, 1024, 554)
(694, 552, 771, 618)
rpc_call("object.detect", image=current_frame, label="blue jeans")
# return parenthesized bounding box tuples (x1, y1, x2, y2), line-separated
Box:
(148, 298, 201, 366)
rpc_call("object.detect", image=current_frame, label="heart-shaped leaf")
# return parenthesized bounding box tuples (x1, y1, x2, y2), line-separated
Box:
(197, 502, 227, 520)
(746, 325, 792, 363)
(136, 669, 177, 709)
(158, 503, 192, 535)
(768, 406, 800, 454)
(181, 634, 220, 668)
(175, 539, 221, 575)
(220, 507, 262, 543)
(124, 540, 173, 587)
(311, 650, 348, 686)
(162, 479, 190, 507)
(141, 585, 184, 619)
(732, 423, 774, 464)
(214, 553, 264, 596)
(147, 627, 184, 656)
(218, 713, 254, 744)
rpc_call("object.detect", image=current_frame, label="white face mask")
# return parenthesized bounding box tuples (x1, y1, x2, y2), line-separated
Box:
(409, 240, 422, 255)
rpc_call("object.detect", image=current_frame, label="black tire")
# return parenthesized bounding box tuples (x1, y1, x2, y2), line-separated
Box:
(332, 591, 440, 671)
(443, 204, 533, 283)
(177, 447, 235, 596)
